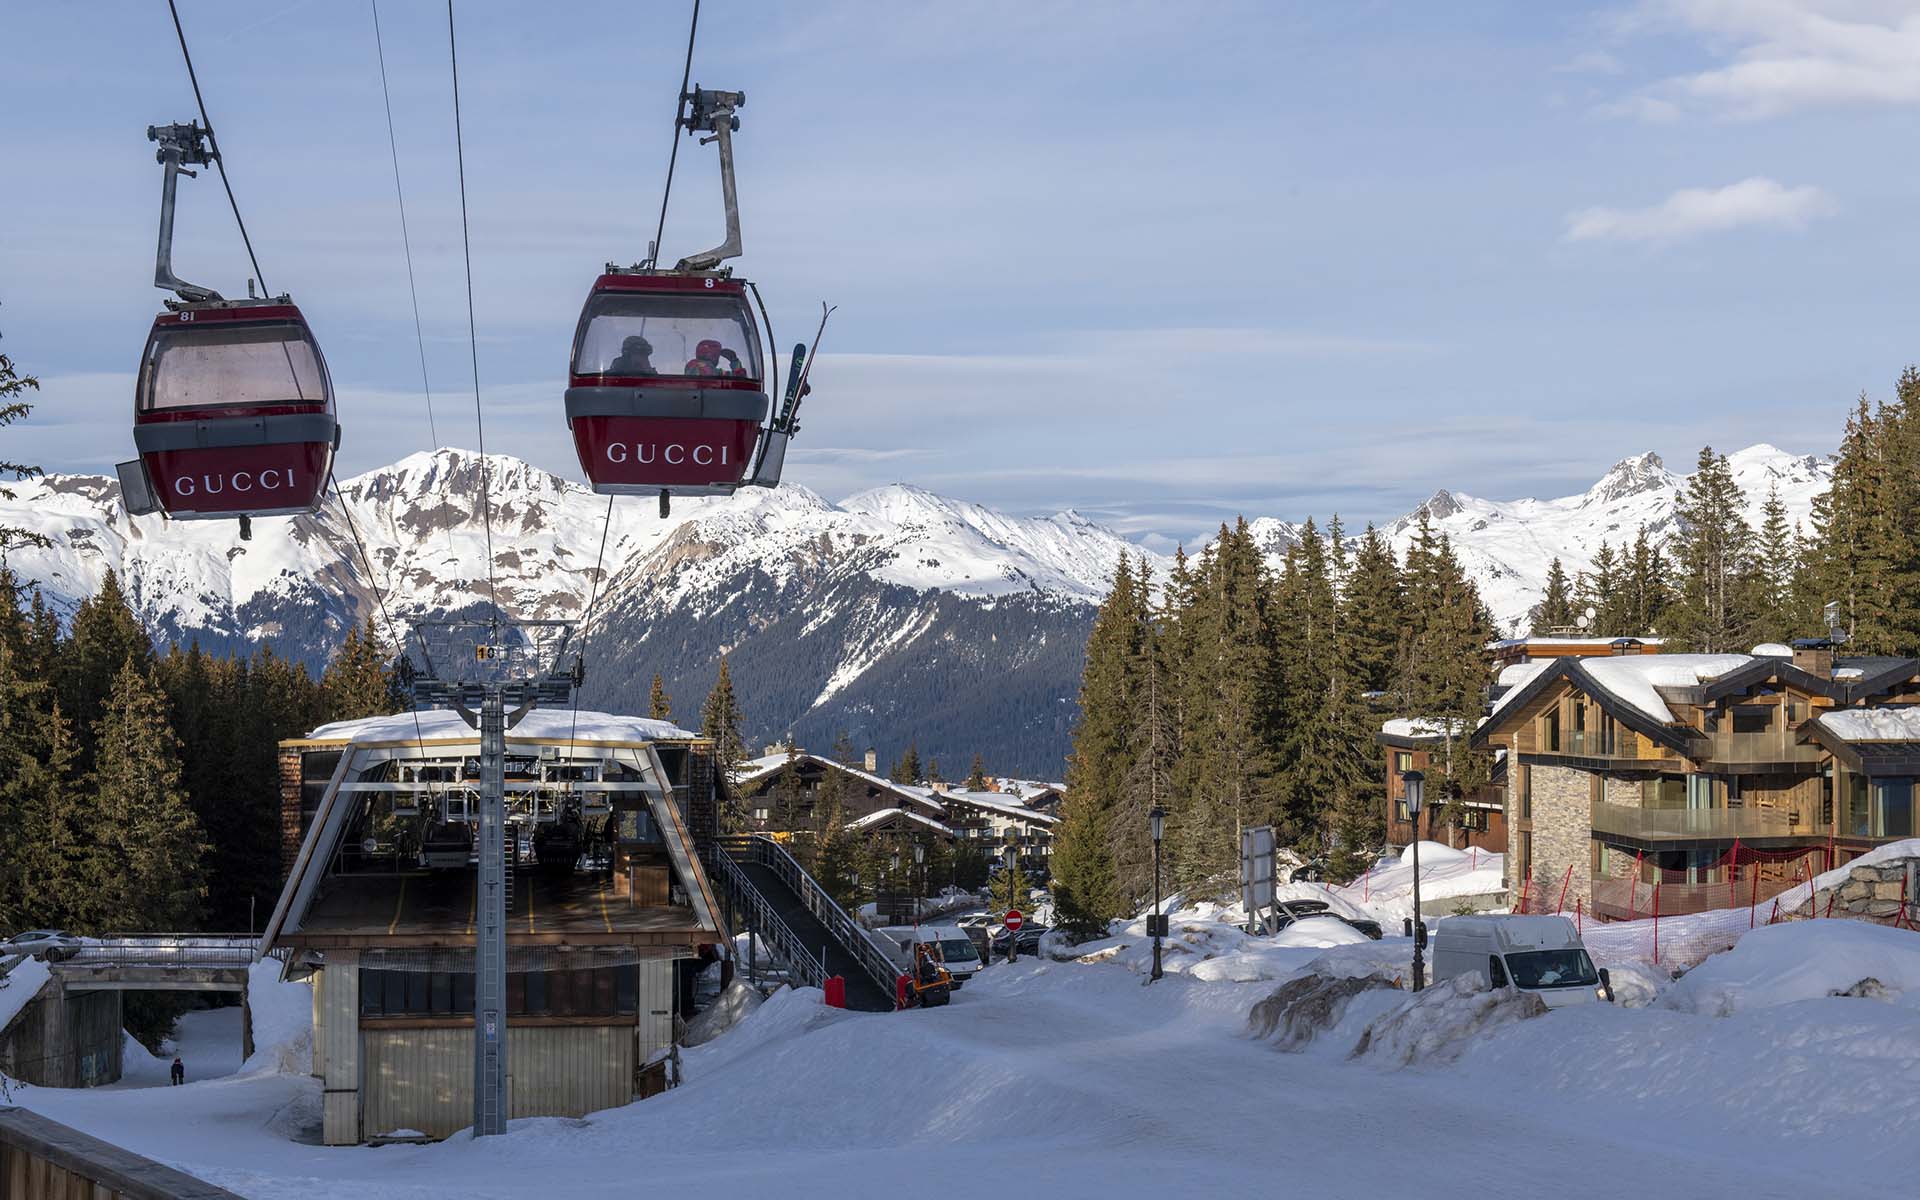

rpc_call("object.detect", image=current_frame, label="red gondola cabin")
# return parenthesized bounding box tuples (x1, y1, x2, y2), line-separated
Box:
(565, 271, 770, 496)
(121, 298, 339, 521)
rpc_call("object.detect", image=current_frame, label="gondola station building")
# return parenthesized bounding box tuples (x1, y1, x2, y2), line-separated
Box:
(262, 710, 727, 1144)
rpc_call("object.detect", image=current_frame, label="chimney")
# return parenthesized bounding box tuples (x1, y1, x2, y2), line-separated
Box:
(864, 748, 878, 772)
(932, 781, 949, 795)
(764, 743, 783, 758)
(1793, 645, 1834, 680)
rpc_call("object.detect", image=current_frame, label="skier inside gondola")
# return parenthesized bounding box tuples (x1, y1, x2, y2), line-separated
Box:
(684, 338, 748, 378)
(607, 335, 658, 376)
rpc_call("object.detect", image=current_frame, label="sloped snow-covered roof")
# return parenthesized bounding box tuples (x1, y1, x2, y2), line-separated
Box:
(1575, 654, 1753, 724)
(302, 709, 699, 745)
(1818, 708, 1920, 742)
(935, 789, 1061, 826)
(846, 808, 954, 836)
(1488, 659, 1556, 718)
(735, 751, 944, 812)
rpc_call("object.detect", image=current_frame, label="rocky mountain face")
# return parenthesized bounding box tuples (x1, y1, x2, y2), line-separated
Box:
(0, 443, 1832, 774)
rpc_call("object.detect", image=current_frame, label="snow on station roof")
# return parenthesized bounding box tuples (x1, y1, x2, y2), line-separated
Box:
(299, 709, 700, 747)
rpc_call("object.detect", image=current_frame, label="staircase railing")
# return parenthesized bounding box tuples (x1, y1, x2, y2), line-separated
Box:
(722, 834, 902, 1000)
(709, 848, 828, 990)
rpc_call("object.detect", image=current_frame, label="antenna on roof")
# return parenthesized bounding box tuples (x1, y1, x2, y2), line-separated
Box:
(1823, 600, 1849, 646)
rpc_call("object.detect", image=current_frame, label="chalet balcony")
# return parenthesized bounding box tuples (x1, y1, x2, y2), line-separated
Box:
(1589, 800, 1806, 843)
(1701, 729, 1825, 767)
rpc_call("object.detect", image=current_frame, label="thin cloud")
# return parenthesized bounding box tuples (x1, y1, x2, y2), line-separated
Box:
(1616, 0, 1920, 120)
(1564, 178, 1835, 243)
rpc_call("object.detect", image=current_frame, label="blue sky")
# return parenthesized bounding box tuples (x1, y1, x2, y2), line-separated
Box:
(4, 1, 1918, 550)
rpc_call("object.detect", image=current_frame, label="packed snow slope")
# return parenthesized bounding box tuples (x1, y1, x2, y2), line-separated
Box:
(10, 919, 1916, 1199)
(1, 442, 1824, 767)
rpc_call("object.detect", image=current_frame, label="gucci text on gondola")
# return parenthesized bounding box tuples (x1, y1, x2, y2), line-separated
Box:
(604, 442, 730, 466)
(172, 467, 301, 497)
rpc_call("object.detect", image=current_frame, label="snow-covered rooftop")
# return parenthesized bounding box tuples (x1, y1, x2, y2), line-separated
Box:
(1379, 717, 1470, 741)
(932, 788, 1061, 826)
(1487, 636, 1664, 648)
(1574, 654, 1754, 724)
(1817, 708, 1920, 742)
(304, 709, 699, 744)
(845, 807, 953, 836)
(1488, 659, 1556, 718)
(735, 751, 944, 812)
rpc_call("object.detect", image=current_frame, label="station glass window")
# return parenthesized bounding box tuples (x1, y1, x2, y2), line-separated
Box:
(360, 965, 640, 1018)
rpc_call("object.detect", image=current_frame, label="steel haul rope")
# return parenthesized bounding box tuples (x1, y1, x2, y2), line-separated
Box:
(447, 0, 500, 620)
(165, 0, 269, 293)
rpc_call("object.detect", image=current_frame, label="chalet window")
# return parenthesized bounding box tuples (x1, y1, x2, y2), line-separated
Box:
(1394, 798, 1410, 823)
(1731, 706, 1771, 735)
(1394, 752, 1412, 776)
(1459, 808, 1488, 831)
(752, 807, 769, 822)
(1520, 766, 1531, 820)
(1846, 775, 1871, 838)
(1542, 707, 1561, 753)
(1874, 778, 1913, 839)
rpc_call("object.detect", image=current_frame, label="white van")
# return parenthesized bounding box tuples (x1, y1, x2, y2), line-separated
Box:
(1431, 915, 1606, 1008)
(876, 925, 984, 987)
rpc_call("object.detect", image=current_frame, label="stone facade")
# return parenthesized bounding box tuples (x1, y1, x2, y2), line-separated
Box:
(1794, 856, 1920, 922)
(1524, 765, 1593, 912)
(1602, 776, 1641, 807)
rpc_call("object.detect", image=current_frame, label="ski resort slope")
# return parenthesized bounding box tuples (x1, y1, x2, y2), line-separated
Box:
(9, 929, 1916, 1199)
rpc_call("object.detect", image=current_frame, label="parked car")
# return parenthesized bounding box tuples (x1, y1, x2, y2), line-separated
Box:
(1432, 915, 1607, 1008)
(1288, 860, 1327, 883)
(955, 913, 995, 930)
(2, 930, 84, 962)
(875, 925, 984, 988)
(988, 924, 1050, 958)
(1273, 900, 1383, 940)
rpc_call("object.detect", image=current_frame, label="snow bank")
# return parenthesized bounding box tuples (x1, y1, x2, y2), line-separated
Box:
(1271, 916, 1372, 950)
(1662, 922, 1920, 1016)
(681, 979, 763, 1047)
(1334, 844, 1506, 921)
(1350, 975, 1549, 1066)
(0, 956, 50, 1036)
(238, 960, 312, 1076)
(1247, 972, 1396, 1051)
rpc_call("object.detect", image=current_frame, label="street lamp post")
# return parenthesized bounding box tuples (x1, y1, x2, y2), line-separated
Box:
(1149, 805, 1166, 982)
(890, 848, 901, 921)
(913, 838, 926, 922)
(1405, 771, 1425, 992)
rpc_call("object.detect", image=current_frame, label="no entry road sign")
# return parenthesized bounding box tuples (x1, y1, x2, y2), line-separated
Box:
(1004, 910, 1024, 932)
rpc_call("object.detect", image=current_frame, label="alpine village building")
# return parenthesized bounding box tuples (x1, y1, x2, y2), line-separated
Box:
(1467, 639, 1920, 919)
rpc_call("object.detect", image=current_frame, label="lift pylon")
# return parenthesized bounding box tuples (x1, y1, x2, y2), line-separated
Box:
(404, 621, 582, 1137)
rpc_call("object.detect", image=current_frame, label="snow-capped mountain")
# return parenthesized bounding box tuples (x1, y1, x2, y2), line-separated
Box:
(0, 450, 1148, 773)
(1376, 444, 1830, 634)
(0, 441, 1833, 771)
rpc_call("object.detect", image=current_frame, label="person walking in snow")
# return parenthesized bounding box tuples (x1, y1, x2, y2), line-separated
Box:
(169, 1056, 184, 1086)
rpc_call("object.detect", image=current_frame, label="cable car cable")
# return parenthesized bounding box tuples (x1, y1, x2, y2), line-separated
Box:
(446, 0, 500, 620)
(164, 0, 269, 295)
(646, 0, 701, 267)
(370, 0, 442, 454)
(370, 0, 460, 573)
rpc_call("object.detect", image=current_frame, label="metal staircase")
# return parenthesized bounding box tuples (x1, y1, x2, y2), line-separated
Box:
(709, 835, 901, 1012)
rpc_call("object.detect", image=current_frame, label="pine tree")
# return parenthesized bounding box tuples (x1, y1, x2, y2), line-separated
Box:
(0, 332, 49, 554)
(700, 657, 747, 828)
(1578, 541, 1629, 635)
(771, 737, 807, 833)
(59, 569, 155, 757)
(1056, 555, 1146, 931)
(1343, 525, 1403, 694)
(964, 753, 988, 790)
(1528, 558, 1578, 634)
(86, 660, 208, 931)
(321, 618, 393, 722)
(1747, 484, 1800, 640)
(891, 742, 923, 785)
(1624, 525, 1672, 635)
(0, 641, 58, 930)
(1395, 519, 1494, 841)
(648, 673, 672, 721)
(1669, 447, 1756, 653)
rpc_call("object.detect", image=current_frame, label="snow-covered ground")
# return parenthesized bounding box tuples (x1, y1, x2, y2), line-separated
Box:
(3, 919, 1915, 1198)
